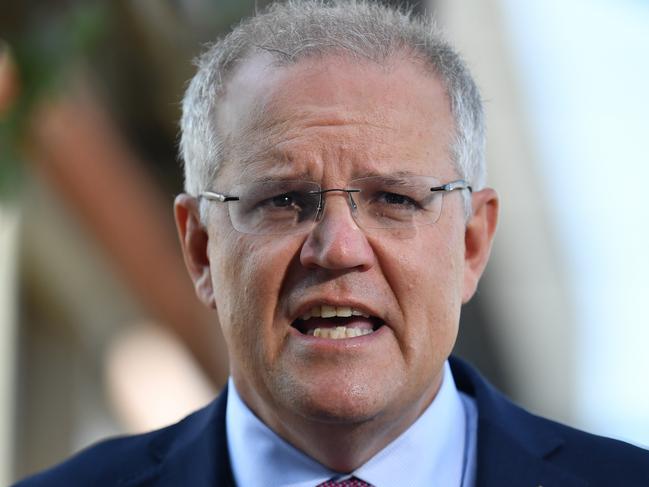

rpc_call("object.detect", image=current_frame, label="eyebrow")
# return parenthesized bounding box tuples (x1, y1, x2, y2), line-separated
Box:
(351, 170, 423, 181)
(235, 152, 314, 184)
(245, 168, 316, 182)
(243, 169, 430, 184)
(370, 176, 412, 187)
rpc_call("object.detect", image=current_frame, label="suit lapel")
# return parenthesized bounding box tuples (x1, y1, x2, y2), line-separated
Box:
(475, 419, 587, 487)
(148, 387, 235, 487)
(450, 357, 588, 487)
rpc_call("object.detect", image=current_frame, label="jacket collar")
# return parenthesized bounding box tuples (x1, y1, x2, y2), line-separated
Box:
(144, 358, 588, 486)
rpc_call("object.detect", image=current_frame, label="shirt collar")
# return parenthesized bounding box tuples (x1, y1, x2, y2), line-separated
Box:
(226, 361, 468, 487)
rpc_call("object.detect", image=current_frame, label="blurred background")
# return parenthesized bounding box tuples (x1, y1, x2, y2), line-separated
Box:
(1, 0, 648, 483)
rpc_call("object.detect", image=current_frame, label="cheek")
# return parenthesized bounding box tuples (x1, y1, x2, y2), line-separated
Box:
(374, 225, 465, 359)
(208, 230, 301, 364)
(382, 226, 464, 306)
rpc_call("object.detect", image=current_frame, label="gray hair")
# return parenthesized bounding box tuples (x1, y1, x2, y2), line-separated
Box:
(180, 0, 485, 214)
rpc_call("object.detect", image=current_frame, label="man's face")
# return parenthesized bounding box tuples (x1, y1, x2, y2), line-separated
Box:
(184, 54, 495, 446)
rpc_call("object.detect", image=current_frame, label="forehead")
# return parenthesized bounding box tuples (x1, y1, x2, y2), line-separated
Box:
(216, 53, 455, 183)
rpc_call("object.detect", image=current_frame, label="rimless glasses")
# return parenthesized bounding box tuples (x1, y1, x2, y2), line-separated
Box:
(199, 175, 472, 235)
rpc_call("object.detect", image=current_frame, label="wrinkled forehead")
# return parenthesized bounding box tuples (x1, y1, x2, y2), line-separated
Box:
(215, 52, 455, 185)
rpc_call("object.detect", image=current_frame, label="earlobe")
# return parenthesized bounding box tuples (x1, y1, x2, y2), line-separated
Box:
(174, 194, 216, 308)
(462, 188, 499, 303)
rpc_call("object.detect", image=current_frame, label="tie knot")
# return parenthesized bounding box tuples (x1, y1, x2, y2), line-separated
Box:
(316, 477, 372, 487)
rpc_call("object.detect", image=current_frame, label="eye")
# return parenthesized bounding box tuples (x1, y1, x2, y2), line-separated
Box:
(376, 192, 419, 208)
(271, 193, 297, 208)
(259, 191, 317, 213)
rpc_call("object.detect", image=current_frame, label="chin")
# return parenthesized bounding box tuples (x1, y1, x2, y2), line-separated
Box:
(276, 372, 392, 424)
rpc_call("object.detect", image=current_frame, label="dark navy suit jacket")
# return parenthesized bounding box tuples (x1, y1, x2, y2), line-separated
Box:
(15, 357, 649, 486)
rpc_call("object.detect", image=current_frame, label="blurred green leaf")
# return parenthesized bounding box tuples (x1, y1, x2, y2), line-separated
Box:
(0, 2, 110, 201)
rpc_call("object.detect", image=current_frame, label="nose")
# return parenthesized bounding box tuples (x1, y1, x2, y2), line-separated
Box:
(299, 192, 375, 271)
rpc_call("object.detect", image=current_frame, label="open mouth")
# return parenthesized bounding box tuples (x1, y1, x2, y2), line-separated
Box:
(291, 305, 384, 339)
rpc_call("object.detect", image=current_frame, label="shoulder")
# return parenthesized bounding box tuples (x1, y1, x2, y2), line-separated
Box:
(14, 429, 164, 487)
(450, 356, 649, 486)
(513, 406, 649, 485)
(13, 390, 231, 487)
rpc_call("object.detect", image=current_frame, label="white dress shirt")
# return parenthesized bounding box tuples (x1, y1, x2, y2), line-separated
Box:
(226, 361, 478, 487)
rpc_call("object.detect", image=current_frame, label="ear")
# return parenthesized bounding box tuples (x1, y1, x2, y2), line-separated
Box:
(462, 188, 499, 303)
(174, 194, 216, 308)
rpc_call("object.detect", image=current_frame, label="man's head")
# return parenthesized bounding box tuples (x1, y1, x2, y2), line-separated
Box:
(179, 0, 486, 204)
(175, 0, 498, 470)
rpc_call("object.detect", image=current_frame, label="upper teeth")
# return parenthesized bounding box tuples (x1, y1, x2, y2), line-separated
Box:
(301, 305, 370, 320)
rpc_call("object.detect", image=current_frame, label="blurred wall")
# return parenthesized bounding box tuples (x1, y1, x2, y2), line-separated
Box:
(436, 0, 577, 424)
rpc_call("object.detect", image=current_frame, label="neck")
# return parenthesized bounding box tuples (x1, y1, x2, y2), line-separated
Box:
(274, 412, 421, 472)
(234, 375, 443, 472)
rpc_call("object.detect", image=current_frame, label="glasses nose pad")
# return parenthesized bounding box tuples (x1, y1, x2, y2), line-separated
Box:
(313, 192, 325, 222)
(347, 190, 359, 211)
(311, 189, 360, 224)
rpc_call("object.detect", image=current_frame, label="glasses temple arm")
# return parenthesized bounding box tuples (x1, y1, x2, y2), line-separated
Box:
(199, 191, 240, 202)
(429, 180, 473, 193)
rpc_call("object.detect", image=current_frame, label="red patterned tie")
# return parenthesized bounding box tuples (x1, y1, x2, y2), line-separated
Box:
(316, 477, 372, 487)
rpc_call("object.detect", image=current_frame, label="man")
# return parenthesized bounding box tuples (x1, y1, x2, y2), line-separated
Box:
(16, 1, 649, 486)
